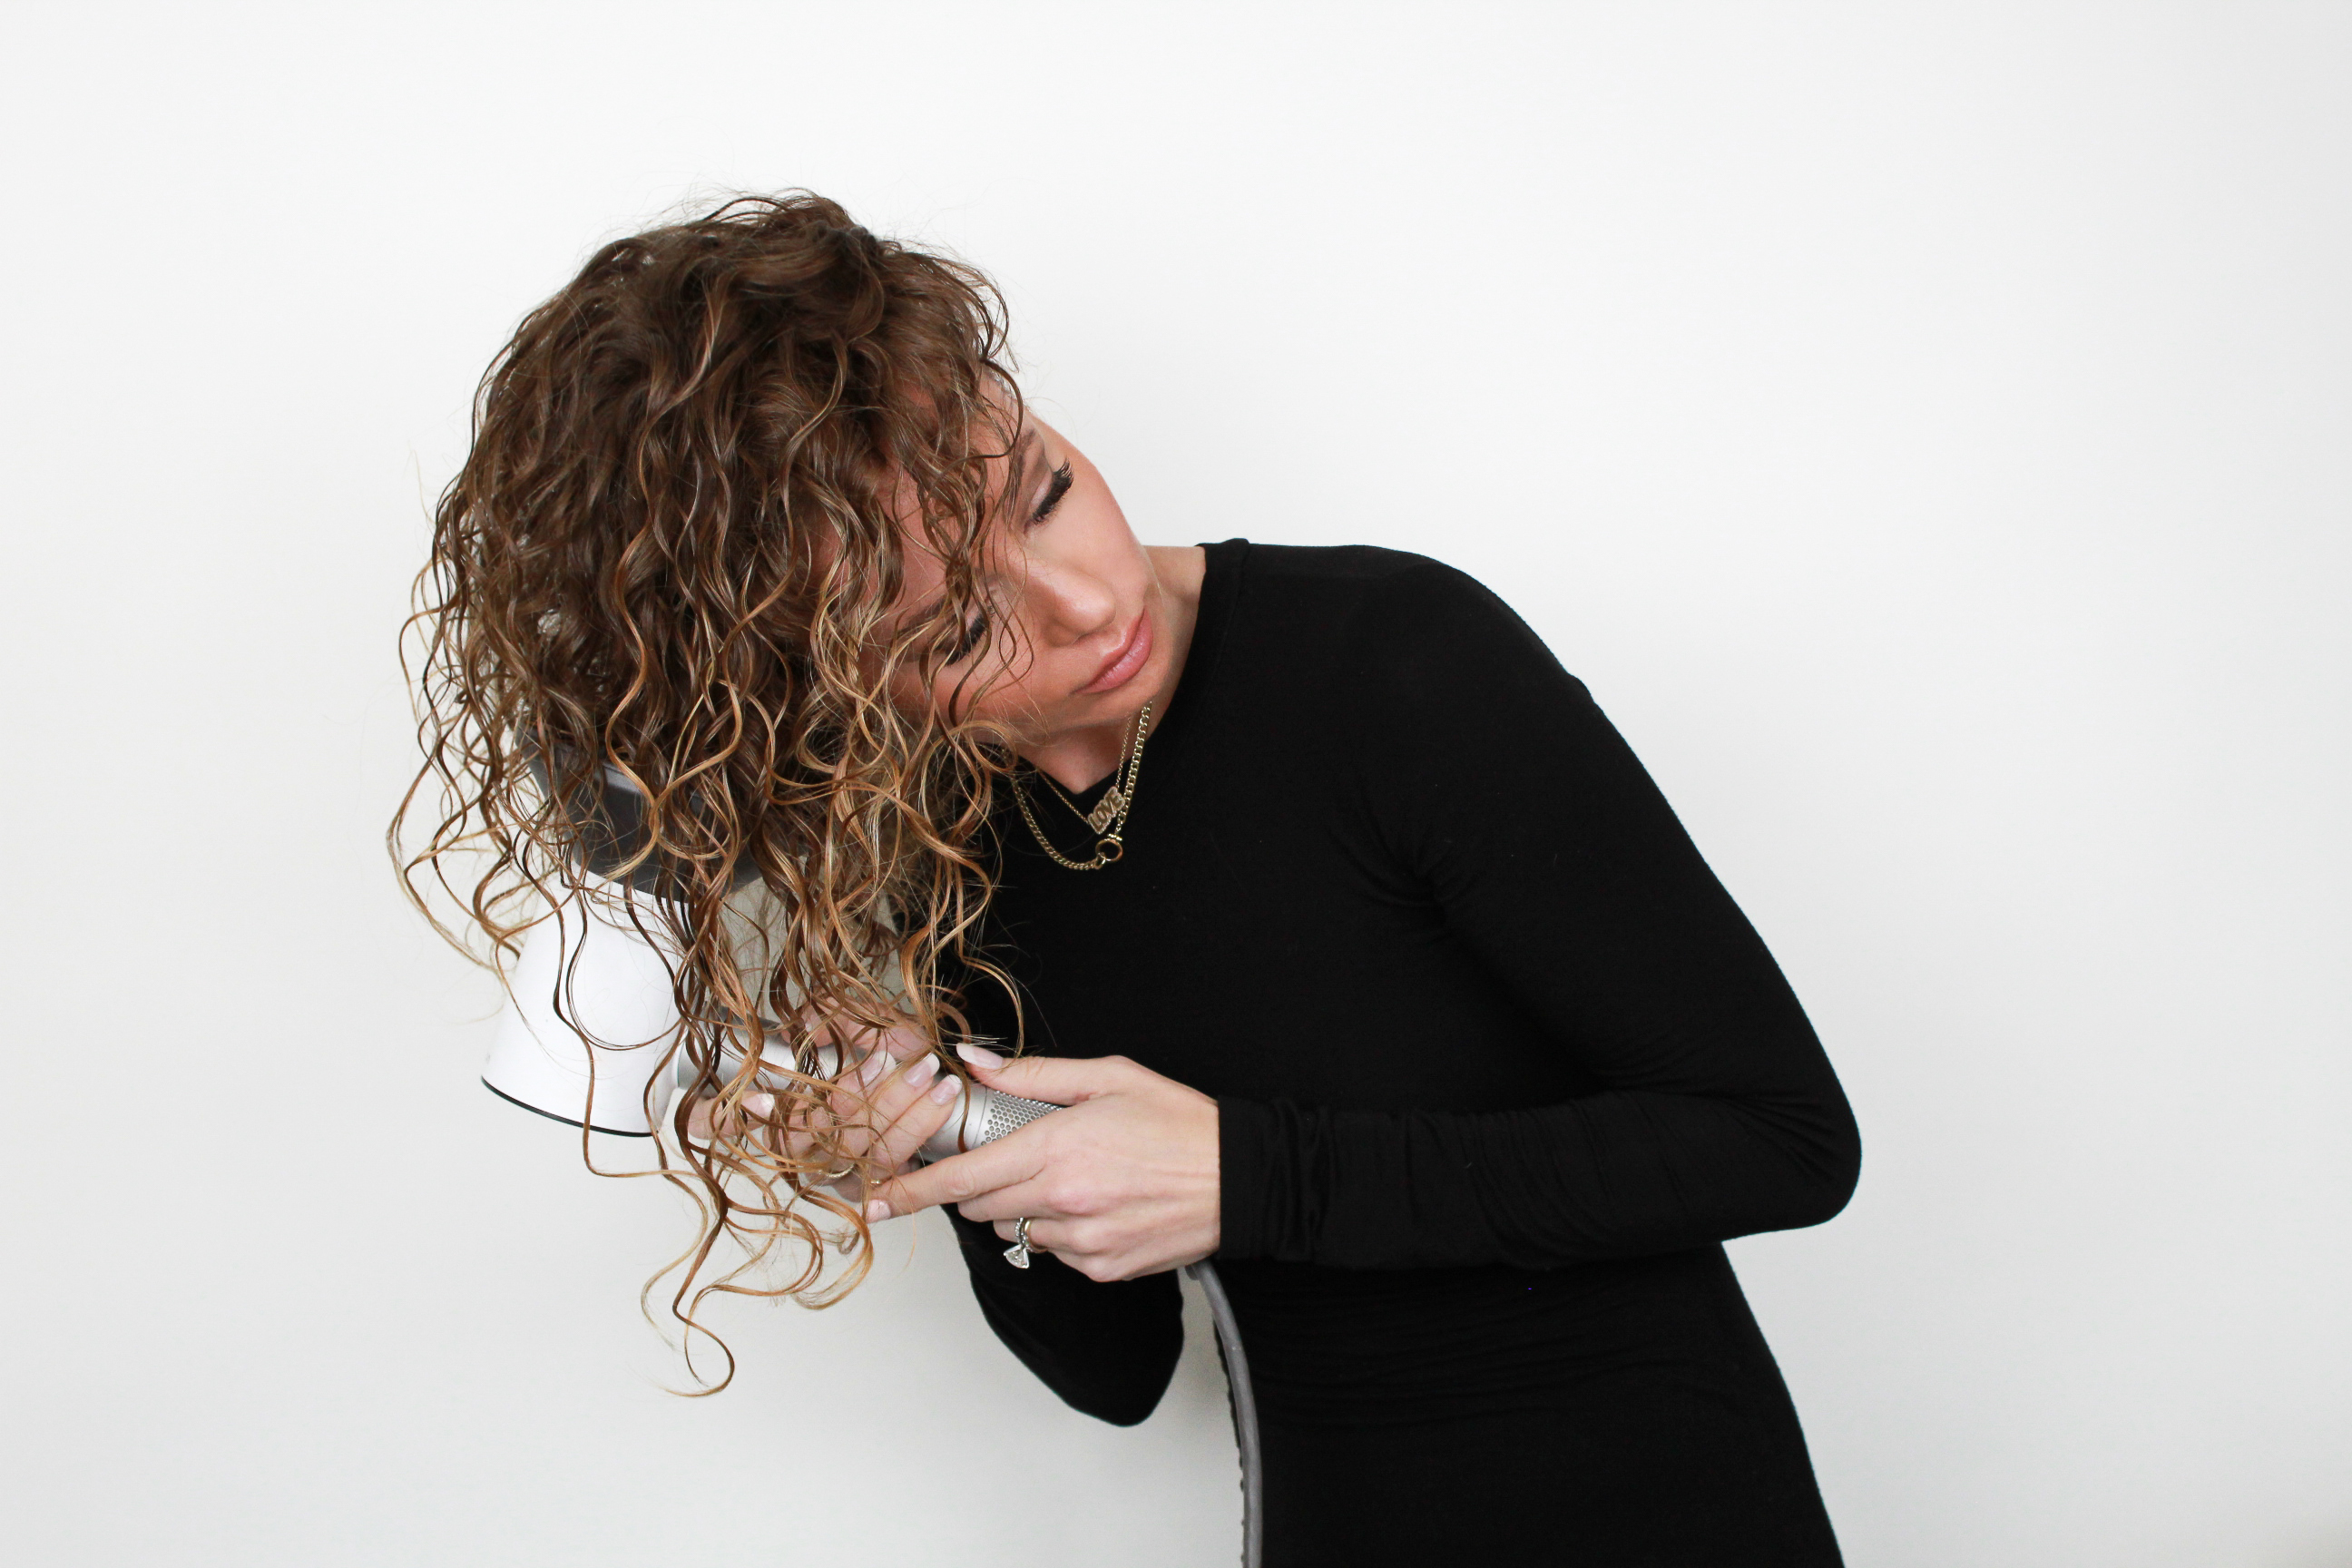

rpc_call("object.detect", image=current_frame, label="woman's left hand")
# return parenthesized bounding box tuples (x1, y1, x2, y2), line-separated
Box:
(863, 1045, 1220, 1281)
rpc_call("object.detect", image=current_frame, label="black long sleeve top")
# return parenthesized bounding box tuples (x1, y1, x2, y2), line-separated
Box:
(945, 541, 1857, 1562)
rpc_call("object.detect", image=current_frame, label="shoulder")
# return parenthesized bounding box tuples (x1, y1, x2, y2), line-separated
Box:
(1213, 543, 1599, 775)
(1229, 542, 1589, 710)
(1229, 543, 1535, 651)
(1231, 540, 1480, 603)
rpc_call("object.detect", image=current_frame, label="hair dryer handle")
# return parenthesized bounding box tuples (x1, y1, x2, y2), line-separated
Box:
(918, 1079, 1059, 1162)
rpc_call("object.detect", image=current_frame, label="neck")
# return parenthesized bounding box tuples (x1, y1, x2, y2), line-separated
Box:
(1020, 544, 1207, 792)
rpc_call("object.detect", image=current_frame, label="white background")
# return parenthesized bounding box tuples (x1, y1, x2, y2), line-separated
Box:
(3, 4, 2347, 1564)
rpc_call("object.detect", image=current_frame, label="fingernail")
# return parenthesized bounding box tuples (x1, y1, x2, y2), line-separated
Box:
(906, 1054, 940, 1090)
(927, 1073, 962, 1104)
(857, 1051, 890, 1087)
(863, 1199, 891, 1223)
(956, 1042, 1004, 1070)
(744, 1093, 775, 1117)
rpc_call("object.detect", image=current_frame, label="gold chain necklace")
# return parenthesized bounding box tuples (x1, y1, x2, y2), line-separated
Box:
(1011, 702, 1155, 870)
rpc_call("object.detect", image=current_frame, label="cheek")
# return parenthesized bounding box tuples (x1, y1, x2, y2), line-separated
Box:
(1067, 467, 1139, 550)
(957, 627, 1083, 727)
(952, 662, 1042, 723)
(881, 666, 930, 718)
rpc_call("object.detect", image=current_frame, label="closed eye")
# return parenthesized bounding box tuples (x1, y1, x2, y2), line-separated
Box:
(945, 609, 991, 663)
(1031, 462, 1073, 525)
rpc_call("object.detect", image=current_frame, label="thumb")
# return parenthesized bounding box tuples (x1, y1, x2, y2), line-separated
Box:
(955, 1044, 1127, 1108)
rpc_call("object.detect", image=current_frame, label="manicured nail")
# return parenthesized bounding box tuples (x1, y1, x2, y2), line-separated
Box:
(863, 1199, 891, 1223)
(906, 1054, 940, 1090)
(927, 1073, 962, 1104)
(744, 1093, 775, 1117)
(857, 1051, 890, 1087)
(956, 1042, 1004, 1070)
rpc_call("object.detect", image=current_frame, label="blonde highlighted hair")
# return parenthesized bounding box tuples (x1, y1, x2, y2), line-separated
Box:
(391, 192, 1027, 1389)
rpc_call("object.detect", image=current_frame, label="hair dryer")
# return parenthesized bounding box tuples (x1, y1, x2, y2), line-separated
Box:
(481, 875, 1055, 1155)
(478, 759, 1055, 1154)
(473, 757, 1262, 1567)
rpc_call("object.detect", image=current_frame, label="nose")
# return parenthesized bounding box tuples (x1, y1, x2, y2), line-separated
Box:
(1021, 554, 1121, 647)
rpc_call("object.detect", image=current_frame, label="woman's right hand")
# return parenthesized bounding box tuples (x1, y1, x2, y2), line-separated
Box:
(683, 1025, 964, 1199)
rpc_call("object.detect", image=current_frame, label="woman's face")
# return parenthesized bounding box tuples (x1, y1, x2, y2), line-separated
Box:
(885, 415, 1176, 749)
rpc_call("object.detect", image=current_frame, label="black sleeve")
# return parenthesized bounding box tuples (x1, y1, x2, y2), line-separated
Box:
(1218, 563, 1861, 1269)
(943, 1209, 1184, 1426)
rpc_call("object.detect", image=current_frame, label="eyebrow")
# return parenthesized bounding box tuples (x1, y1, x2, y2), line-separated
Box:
(1012, 426, 1043, 504)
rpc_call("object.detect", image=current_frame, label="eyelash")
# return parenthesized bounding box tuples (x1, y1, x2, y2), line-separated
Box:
(946, 609, 991, 663)
(1031, 462, 1074, 526)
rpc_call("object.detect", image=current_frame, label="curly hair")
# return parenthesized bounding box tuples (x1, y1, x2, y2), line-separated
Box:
(390, 192, 1029, 1389)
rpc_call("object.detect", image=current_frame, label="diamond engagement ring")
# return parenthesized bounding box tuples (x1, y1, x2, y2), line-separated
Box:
(1003, 1216, 1035, 1269)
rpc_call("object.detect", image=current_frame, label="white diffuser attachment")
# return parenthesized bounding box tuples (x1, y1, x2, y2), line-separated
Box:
(482, 880, 688, 1137)
(481, 877, 1054, 1158)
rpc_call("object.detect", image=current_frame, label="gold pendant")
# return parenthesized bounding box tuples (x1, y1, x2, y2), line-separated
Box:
(1083, 789, 1127, 836)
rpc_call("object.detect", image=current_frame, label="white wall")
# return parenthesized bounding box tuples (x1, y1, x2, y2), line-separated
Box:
(3, 4, 2346, 1563)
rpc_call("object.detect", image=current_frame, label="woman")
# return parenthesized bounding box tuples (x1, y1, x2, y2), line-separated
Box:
(398, 191, 1860, 1565)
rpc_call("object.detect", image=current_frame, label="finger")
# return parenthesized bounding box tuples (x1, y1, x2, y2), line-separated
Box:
(992, 1215, 1076, 1255)
(805, 1050, 953, 1169)
(708, 1054, 924, 1170)
(866, 1132, 1046, 1222)
(687, 1091, 779, 1145)
(955, 1172, 1062, 1225)
(806, 1012, 930, 1067)
(696, 1048, 956, 1180)
(866, 1055, 965, 1171)
(817, 1057, 963, 1200)
(952, 1044, 1132, 1108)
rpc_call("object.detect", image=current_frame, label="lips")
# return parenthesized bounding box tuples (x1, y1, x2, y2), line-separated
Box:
(1080, 611, 1153, 694)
